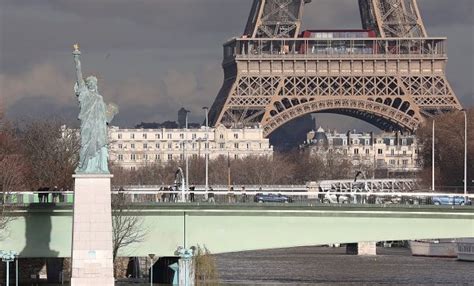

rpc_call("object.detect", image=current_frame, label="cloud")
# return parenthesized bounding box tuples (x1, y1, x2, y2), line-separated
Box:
(0, 0, 472, 131)
(0, 62, 164, 125)
(1, 61, 223, 126)
(6, 96, 78, 126)
(161, 66, 223, 122)
(1, 63, 72, 108)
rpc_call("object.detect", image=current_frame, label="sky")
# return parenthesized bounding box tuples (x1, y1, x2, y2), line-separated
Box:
(1, 0, 473, 130)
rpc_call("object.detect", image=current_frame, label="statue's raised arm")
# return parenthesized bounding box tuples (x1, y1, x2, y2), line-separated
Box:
(73, 43, 86, 92)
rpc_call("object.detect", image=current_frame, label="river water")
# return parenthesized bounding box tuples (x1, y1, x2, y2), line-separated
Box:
(215, 246, 474, 285)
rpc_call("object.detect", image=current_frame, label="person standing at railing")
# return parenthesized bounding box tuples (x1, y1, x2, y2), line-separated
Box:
(118, 187, 125, 202)
(189, 186, 195, 202)
(241, 186, 247, 203)
(208, 187, 215, 203)
(52, 186, 59, 203)
(161, 187, 168, 202)
(335, 187, 341, 204)
(170, 186, 175, 202)
(228, 186, 234, 204)
(169, 186, 177, 203)
(36, 187, 42, 203)
(155, 187, 162, 203)
(38, 187, 49, 203)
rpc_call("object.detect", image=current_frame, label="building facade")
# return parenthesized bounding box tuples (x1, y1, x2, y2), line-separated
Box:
(303, 127, 422, 174)
(109, 125, 273, 170)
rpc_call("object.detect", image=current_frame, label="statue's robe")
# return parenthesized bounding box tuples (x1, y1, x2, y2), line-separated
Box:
(75, 84, 110, 173)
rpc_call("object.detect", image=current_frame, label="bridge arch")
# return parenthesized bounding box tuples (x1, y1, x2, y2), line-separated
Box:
(262, 98, 421, 137)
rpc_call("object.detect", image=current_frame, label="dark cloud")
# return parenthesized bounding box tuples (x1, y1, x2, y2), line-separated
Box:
(1, 0, 472, 130)
(6, 96, 79, 126)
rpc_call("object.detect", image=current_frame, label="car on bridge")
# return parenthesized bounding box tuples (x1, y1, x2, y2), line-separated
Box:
(432, 196, 472, 206)
(254, 193, 292, 203)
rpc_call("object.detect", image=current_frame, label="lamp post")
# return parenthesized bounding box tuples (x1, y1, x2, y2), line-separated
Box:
(148, 253, 155, 286)
(461, 109, 468, 200)
(202, 107, 209, 199)
(1, 250, 17, 286)
(185, 111, 190, 196)
(432, 119, 435, 191)
(16, 254, 18, 286)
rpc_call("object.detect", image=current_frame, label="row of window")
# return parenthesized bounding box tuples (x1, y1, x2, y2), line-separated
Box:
(116, 133, 242, 140)
(117, 153, 253, 161)
(115, 142, 264, 150)
(327, 138, 413, 146)
(389, 159, 411, 166)
(118, 154, 206, 161)
(327, 148, 415, 155)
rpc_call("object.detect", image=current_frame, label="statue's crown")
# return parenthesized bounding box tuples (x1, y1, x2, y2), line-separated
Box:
(86, 76, 98, 84)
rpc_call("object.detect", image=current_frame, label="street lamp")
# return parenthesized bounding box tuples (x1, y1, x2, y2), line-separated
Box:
(461, 109, 468, 200)
(0, 250, 17, 286)
(16, 254, 19, 286)
(432, 119, 435, 191)
(185, 110, 190, 196)
(148, 253, 155, 286)
(202, 107, 209, 199)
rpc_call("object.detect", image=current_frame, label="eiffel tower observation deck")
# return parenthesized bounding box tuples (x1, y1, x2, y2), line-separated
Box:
(208, 0, 462, 137)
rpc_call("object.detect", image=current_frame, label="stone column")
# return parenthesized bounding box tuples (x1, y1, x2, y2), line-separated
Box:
(346, 242, 377, 256)
(70, 174, 114, 286)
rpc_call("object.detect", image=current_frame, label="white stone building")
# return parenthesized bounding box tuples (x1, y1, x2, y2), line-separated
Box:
(109, 125, 273, 170)
(303, 127, 422, 174)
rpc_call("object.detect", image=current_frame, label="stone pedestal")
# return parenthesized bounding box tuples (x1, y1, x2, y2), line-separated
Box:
(70, 174, 114, 286)
(178, 257, 195, 286)
(346, 242, 377, 256)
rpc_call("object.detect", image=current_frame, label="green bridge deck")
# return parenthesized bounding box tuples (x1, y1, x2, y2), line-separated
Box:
(1, 204, 473, 257)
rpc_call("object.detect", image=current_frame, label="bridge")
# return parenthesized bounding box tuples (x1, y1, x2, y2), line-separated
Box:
(2, 202, 473, 258)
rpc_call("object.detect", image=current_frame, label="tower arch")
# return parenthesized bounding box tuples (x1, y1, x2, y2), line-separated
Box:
(262, 98, 420, 137)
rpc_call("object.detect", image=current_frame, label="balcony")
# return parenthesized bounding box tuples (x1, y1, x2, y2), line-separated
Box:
(223, 37, 447, 62)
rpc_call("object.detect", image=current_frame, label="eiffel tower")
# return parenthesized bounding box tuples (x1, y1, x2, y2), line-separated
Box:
(208, 0, 462, 137)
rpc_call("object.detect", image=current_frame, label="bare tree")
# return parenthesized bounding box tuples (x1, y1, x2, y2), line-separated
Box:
(194, 245, 219, 285)
(19, 119, 80, 190)
(416, 109, 473, 188)
(0, 117, 26, 236)
(111, 190, 148, 274)
(0, 156, 25, 237)
(108, 148, 373, 187)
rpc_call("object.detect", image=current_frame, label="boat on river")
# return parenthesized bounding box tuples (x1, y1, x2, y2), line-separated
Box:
(456, 238, 474, 261)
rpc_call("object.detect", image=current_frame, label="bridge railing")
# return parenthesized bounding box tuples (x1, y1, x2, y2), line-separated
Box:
(119, 179, 420, 193)
(223, 37, 447, 62)
(1, 189, 473, 207)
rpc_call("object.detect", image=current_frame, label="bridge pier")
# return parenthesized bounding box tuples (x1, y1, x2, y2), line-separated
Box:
(346, 242, 377, 256)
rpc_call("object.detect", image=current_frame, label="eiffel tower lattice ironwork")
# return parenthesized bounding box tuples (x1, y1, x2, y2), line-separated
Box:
(208, 0, 462, 137)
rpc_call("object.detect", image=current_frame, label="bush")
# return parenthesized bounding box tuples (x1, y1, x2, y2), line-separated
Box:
(194, 245, 219, 285)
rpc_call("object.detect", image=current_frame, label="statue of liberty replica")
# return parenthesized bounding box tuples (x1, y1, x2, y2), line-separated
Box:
(70, 44, 116, 286)
(73, 43, 118, 174)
